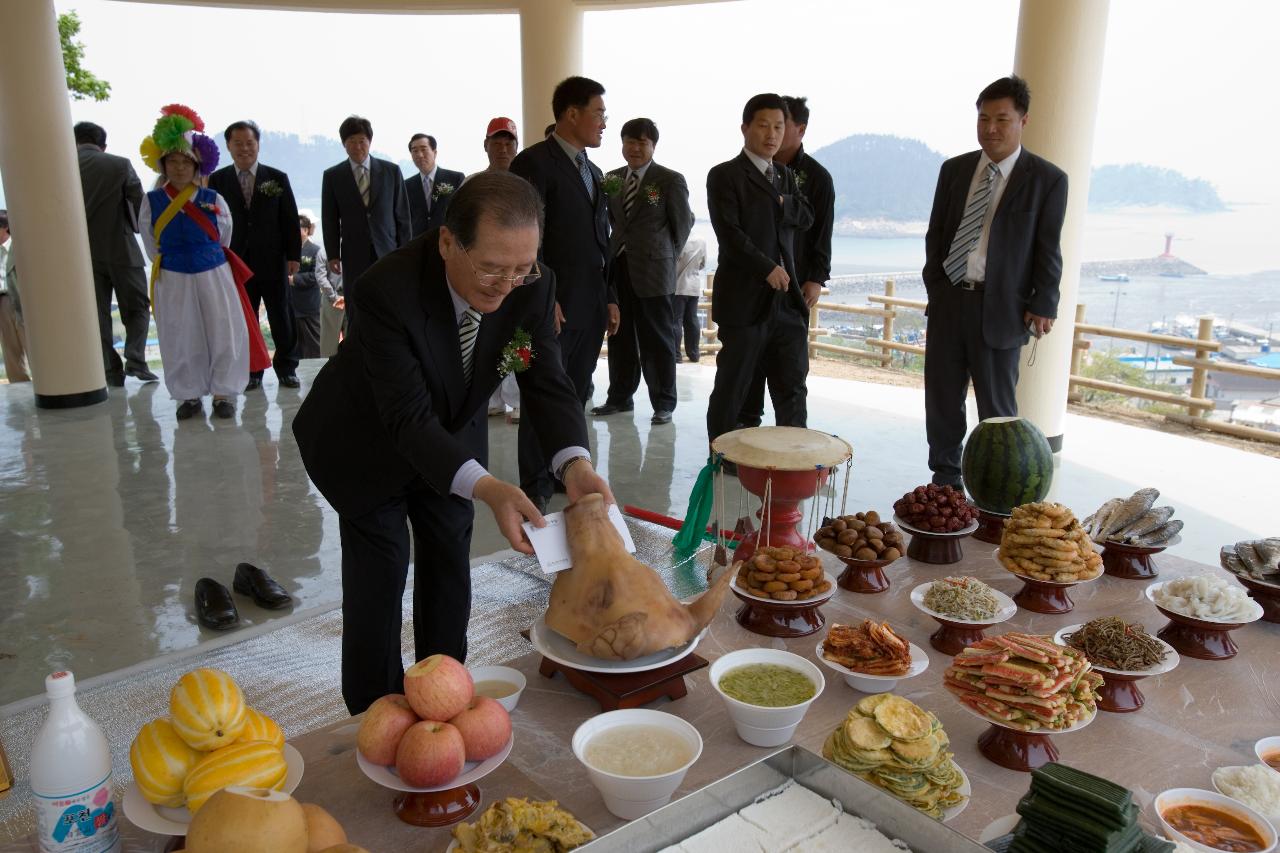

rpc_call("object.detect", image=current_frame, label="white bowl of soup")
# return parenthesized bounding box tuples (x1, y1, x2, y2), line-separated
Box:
(1156, 787, 1277, 853)
(709, 648, 825, 747)
(572, 709, 702, 820)
(1255, 737, 1280, 779)
(467, 665, 526, 712)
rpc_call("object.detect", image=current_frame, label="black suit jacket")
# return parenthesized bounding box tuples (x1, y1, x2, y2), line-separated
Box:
(510, 138, 613, 331)
(787, 146, 835, 286)
(76, 145, 144, 269)
(923, 148, 1068, 350)
(406, 167, 466, 237)
(707, 152, 813, 327)
(320, 157, 411, 290)
(605, 161, 694, 298)
(209, 163, 301, 288)
(292, 229, 588, 519)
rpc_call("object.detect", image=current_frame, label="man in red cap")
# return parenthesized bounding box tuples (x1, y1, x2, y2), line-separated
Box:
(484, 117, 518, 172)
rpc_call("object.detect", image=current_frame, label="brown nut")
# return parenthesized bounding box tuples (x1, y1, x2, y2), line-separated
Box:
(864, 511, 881, 526)
(863, 525, 884, 540)
(835, 544, 853, 558)
(882, 547, 901, 561)
(831, 519, 847, 532)
(848, 519, 867, 532)
(854, 547, 878, 561)
(837, 530, 859, 546)
(870, 539, 886, 554)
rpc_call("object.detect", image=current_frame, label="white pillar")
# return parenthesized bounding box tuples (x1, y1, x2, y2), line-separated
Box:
(0, 0, 106, 407)
(1012, 0, 1110, 450)
(518, 0, 584, 144)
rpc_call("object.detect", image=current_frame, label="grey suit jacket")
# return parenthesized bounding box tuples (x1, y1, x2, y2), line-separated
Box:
(76, 144, 144, 269)
(605, 161, 694, 298)
(922, 148, 1068, 350)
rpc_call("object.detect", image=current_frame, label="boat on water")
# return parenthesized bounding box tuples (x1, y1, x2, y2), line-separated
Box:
(1098, 273, 1130, 282)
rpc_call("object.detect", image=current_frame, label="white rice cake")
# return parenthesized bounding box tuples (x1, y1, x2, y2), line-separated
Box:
(666, 813, 772, 853)
(787, 812, 912, 852)
(739, 781, 841, 849)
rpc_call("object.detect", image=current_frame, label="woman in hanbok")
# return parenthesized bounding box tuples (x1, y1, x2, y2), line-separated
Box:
(138, 104, 268, 420)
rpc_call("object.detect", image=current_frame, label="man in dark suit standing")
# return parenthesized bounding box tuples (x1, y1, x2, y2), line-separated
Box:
(705, 94, 813, 446)
(592, 118, 693, 425)
(922, 75, 1067, 487)
(74, 122, 154, 386)
(510, 76, 617, 511)
(737, 96, 833, 428)
(405, 134, 466, 238)
(293, 172, 614, 714)
(210, 120, 303, 390)
(321, 115, 411, 330)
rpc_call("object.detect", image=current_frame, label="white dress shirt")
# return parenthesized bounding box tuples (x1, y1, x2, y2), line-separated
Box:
(0, 239, 9, 294)
(742, 147, 773, 177)
(444, 280, 590, 500)
(964, 146, 1021, 283)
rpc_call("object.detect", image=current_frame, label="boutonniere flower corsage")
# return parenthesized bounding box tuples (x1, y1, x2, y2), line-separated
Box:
(600, 173, 625, 196)
(433, 182, 455, 201)
(258, 179, 283, 198)
(644, 183, 661, 205)
(198, 200, 220, 214)
(498, 328, 535, 377)
(300, 256, 315, 269)
(794, 170, 808, 190)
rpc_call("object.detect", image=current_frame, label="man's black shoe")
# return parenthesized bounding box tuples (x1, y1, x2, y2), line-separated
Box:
(126, 366, 159, 382)
(651, 410, 673, 425)
(106, 372, 125, 388)
(195, 577, 240, 630)
(233, 562, 293, 609)
(279, 375, 301, 389)
(590, 402, 634, 416)
(176, 399, 203, 420)
(244, 375, 262, 392)
(212, 399, 236, 419)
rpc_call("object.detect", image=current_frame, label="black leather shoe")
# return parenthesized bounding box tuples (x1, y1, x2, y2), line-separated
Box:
(212, 399, 236, 419)
(233, 562, 293, 609)
(195, 578, 240, 630)
(106, 372, 125, 388)
(651, 410, 673, 425)
(244, 375, 262, 392)
(126, 366, 159, 382)
(590, 402, 634, 416)
(279, 374, 301, 389)
(176, 399, 203, 420)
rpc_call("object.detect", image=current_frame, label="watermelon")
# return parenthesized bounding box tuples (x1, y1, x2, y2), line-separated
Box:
(961, 417, 1054, 514)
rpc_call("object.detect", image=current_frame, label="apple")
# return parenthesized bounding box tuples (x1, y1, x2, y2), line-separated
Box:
(448, 696, 512, 761)
(395, 721, 466, 788)
(355, 694, 419, 765)
(403, 654, 474, 722)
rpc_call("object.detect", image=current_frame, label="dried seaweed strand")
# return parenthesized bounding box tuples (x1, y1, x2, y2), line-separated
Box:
(1064, 617, 1167, 671)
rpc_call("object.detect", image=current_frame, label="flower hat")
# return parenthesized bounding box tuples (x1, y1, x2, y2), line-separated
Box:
(139, 104, 219, 177)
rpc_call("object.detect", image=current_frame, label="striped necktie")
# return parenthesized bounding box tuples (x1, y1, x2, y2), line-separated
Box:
(575, 151, 595, 200)
(623, 170, 640, 216)
(459, 307, 482, 385)
(943, 161, 1000, 285)
(356, 165, 371, 208)
(239, 170, 254, 208)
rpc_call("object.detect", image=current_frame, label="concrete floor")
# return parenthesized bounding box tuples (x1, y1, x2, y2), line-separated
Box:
(2, 358, 1276, 707)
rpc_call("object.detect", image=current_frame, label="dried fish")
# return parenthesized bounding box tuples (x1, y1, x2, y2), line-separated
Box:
(1115, 506, 1176, 542)
(1256, 537, 1280, 567)
(1134, 519, 1182, 546)
(1083, 498, 1121, 539)
(1101, 488, 1160, 538)
(1221, 547, 1248, 576)
(1237, 541, 1268, 575)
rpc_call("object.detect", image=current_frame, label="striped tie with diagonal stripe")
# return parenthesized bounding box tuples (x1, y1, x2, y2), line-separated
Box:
(623, 170, 639, 216)
(459, 307, 482, 385)
(943, 161, 1000, 285)
(356, 165, 371, 208)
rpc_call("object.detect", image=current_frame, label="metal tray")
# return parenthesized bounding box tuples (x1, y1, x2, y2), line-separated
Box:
(580, 745, 989, 852)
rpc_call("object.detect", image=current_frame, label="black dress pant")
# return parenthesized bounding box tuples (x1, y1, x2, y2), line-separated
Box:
(737, 366, 768, 428)
(93, 264, 150, 378)
(706, 299, 809, 442)
(519, 319, 602, 500)
(923, 289, 1021, 486)
(338, 484, 474, 716)
(245, 273, 298, 378)
(671, 295, 701, 361)
(604, 256, 677, 412)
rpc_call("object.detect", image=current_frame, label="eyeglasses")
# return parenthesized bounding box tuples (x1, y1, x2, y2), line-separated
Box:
(461, 245, 541, 290)
(582, 108, 608, 124)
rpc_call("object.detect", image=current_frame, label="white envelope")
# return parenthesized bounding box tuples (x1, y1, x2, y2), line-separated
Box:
(522, 504, 636, 573)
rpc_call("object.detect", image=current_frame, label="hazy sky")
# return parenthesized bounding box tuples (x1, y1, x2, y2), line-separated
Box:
(10, 0, 1280, 217)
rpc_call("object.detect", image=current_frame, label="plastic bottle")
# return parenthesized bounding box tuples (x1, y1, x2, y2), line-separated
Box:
(29, 672, 120, 852)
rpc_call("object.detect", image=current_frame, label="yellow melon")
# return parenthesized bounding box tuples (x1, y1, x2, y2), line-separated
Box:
(185, 787, 307, 853)
(170, 668, 247, 751)
(129, 718, 203, 807)
(183, 740, 288, 814)
(237, 707, 285, 751)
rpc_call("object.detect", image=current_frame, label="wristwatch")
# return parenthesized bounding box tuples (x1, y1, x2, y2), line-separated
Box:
(555, 455, 588, 483)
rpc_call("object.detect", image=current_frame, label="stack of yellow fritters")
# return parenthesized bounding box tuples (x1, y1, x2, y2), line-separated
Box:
(736, 546, 831, 601)
(822, 694, 966, 820)
(998, 501, 1103, 582)
(821, 621, 912, 676)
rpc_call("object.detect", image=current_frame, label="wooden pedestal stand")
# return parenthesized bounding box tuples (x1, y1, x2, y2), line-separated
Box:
(537, 654, 709, 712)
(1238, 577, 1280, 623)
(972, 509, 1009, 545)
(393, 787, 482, 826)
(1101, 540, 1168, 580)
(836, 556, 896, 594)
